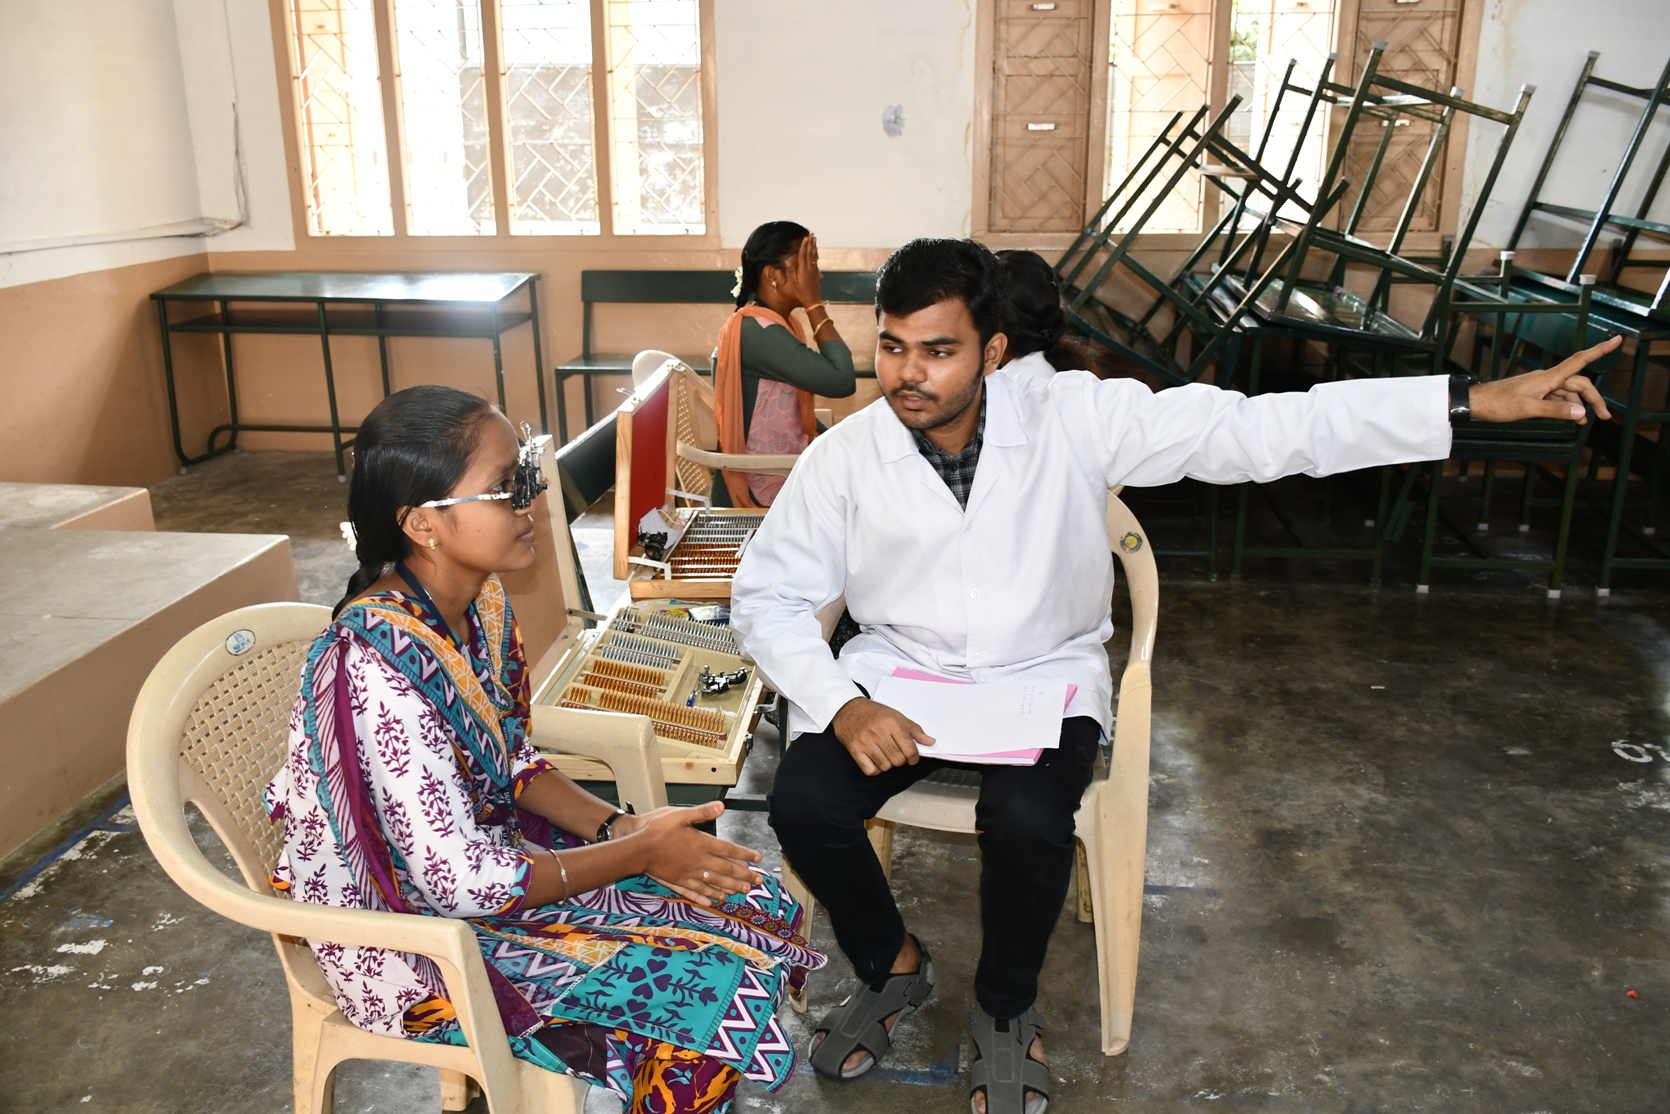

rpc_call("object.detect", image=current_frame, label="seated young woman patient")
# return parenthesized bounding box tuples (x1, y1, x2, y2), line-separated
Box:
(264, 385, 823, 1113)
(712, 220, 858, 507)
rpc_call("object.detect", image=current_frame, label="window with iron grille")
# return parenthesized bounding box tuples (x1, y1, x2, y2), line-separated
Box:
(281, 0, 709, 237)
(979, 0, 1471, 245)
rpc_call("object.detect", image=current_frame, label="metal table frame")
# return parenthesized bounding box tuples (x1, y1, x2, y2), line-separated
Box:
(152, 271, 546, 478)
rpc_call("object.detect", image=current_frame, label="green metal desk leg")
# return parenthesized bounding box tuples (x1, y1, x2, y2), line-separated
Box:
(376, 302, 392, 397)
(1549, 459, 1583, 597)
(528, 278, 549, 436)
(1477, 461, 1497, 531)
(218, 300, 241, 452)
(1230, 336, 1264, 580)
(1518, 464, 1537, 531)
(1598, 341, 1651, 593)
(317, 301, 348, 481)
(1417, 461, 1443, 592)
(1644, 426, 1669, 535)
(490, 303, 508, 412)
(158, 299, 191, 472)
(555, 369, 571, 445)
(1205, 483, 1219, 582)
(1231, 483, 1251, 580)
(1370, 466, 1391, 587)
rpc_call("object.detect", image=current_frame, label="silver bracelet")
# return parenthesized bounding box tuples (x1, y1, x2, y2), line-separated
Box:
(549, 848, 570, 902)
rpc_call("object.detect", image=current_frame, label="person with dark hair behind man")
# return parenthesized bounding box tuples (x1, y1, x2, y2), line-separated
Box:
(729, 238, 1619, 1114)
(993, 249, 1076, 380)
(712, 220, 858, 507)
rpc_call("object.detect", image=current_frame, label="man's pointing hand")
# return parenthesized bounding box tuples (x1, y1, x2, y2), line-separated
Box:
(1470, 334, 1620, 425)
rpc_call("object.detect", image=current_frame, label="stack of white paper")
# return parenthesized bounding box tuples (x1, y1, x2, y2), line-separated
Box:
(871, 673, 1069, 766)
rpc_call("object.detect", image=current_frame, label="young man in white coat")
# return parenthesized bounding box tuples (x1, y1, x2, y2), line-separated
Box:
(727, 238, 1616, 1114)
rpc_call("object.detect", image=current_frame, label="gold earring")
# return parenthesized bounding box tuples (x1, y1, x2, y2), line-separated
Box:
(427, 539, 438, 549)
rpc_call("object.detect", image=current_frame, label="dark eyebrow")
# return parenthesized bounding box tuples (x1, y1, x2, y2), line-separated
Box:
(877, 330, 962, 347)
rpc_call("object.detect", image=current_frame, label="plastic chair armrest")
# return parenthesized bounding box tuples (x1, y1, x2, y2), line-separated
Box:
(675, 442, 799, 476)
(528, 705, 670, 814)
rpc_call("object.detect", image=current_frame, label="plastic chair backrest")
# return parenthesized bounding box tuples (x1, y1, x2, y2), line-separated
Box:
(148, 604, 330, 889)
(1107, 493, 1159, 672)
(632, 350, 685, 389)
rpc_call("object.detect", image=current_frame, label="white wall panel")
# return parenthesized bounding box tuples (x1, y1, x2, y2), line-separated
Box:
(713, 0, 977, 249)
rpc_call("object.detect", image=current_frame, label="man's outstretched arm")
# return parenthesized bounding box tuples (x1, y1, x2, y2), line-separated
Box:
(1074, 336, 1621, 490)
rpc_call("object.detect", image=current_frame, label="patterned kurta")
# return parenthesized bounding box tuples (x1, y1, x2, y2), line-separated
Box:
(265, 580, 822, 1110)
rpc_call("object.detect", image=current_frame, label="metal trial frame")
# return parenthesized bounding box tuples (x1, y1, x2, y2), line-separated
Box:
(152, 272, 547, 479)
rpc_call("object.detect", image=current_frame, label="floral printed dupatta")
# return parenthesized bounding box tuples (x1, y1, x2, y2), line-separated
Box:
(269, 575, 824, 1105)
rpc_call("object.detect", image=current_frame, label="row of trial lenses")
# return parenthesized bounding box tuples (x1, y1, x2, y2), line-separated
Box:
(597, 637, 679, 670)
(638, 614, 739, 653)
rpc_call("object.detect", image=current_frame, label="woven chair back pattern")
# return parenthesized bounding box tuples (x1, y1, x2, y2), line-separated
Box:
(673, 371, 715, 499)
(179, 640, 311, 876)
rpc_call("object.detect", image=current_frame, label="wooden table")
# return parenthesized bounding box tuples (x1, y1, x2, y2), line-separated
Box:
(152, 272, 546, 479)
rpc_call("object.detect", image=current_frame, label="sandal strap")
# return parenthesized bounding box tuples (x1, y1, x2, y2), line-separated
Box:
(969, 1005, 1050, 1114)
(808, 939, 935, 1077)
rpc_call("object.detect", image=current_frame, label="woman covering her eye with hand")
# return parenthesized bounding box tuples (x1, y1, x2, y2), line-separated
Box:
(265, 385, 823, 1113)
(712, 220, 858, 507)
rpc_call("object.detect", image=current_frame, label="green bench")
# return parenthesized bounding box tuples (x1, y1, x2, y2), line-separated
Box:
(554, 269, 878, 442)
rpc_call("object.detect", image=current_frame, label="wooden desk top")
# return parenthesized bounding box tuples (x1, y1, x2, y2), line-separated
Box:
(152, 271, 538, 304)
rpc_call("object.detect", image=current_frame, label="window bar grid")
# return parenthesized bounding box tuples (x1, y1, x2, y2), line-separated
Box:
(604, 0, 706, 236)
(392, 0, 496, 235)
(289, 0, 395, 236)
(500, 0, 602, 234)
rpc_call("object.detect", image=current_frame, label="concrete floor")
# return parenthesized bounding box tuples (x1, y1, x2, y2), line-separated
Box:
(3, 450, 1669, 1113)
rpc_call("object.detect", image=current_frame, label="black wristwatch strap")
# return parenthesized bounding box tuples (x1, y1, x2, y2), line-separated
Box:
(595, 805, 632, 843)
(1448, 373, 1473, 427)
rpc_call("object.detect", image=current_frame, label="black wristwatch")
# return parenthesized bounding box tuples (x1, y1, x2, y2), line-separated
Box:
(1448, 373, 1473, 427)
(595, 804, 634, 843)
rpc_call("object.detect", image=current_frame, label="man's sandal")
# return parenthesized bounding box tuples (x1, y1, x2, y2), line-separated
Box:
(969, 1004, 1050, 1114)
(807, 936, 935, 1079)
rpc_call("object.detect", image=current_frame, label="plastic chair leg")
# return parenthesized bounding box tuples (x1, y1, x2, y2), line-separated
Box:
(866, 818, 895, 884)
(780, 862, 816, 1013)
(440, 1069, 477, 1111)
(290, 1005, 337, 1114)
(1075, 840, 1094, 923)
(1079, 806, 1139, 1056)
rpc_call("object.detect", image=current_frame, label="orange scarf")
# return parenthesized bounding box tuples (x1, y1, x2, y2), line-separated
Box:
(713, 305, 818, 508)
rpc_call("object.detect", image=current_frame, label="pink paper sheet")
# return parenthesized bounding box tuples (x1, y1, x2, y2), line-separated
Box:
(887, 667, 1078, 765)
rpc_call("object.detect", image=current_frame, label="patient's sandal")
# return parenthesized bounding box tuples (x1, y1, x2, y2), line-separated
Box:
(969, 1004, 1050, 1114)
(808, 936, 935, 1079)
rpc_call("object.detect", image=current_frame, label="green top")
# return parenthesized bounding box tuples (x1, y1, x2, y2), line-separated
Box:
(739, 315, 856, 436)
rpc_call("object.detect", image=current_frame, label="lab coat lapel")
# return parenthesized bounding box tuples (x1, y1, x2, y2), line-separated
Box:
(871, 394, 966, 513)
(963, 375, 1028, 523)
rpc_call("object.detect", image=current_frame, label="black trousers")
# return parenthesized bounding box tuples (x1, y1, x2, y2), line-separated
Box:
(768, 716, 1100, 1020)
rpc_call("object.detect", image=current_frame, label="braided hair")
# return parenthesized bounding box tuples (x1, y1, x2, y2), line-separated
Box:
(334, 385, 494, 617)
(995, 249, 1075, 371)
(735, 220, 811, 308)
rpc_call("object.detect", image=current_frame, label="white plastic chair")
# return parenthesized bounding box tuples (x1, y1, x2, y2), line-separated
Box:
(630, 348, 685, 389)
(783, 492, 1158, 1056)
(127, 602, 670, 1113)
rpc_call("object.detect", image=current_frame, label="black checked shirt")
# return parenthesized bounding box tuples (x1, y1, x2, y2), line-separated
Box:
(911, 393, 986, 510)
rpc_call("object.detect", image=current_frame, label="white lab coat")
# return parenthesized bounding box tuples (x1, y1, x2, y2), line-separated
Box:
(999, 350, 1060, 380)
(729, 370, 1452, 739)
